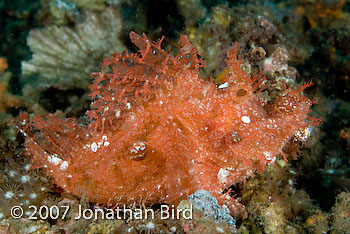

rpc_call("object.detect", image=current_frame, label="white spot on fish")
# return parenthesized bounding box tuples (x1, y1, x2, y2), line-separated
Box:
(241, 116, 251, 124)
(217, 168, 230, 183)
(91, 142, 98, 152)
(48, 154, 62, 165)
(218, 82, 229, 89)
(60, 161, 68, 171)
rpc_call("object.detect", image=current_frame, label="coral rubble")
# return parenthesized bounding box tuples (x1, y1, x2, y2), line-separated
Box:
(21, 7, 125, 99)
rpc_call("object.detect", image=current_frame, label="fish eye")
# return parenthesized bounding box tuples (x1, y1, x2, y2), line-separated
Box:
(237, 89, 247, 96)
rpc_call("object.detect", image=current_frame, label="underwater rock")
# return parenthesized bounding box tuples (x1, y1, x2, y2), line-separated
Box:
(188, 190, 236, 227)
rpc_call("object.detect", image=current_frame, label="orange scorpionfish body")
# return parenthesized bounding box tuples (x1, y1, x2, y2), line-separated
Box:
(18, 32, 319, 217)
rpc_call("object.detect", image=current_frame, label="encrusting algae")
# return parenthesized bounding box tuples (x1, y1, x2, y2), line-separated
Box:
(17, 31, 320, 218)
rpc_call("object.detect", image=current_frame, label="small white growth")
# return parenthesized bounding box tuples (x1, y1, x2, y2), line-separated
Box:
(29, 193, 37, 200)
(295, 127, 311, 142)
(217, 168, 230, 183)
(23, 223, 45, 233)
(21, 175, 30, 183)
(48, 154, 62, 165)
(216, 227, 224, 233)
(241, 116, 251, 124)
(67, 175, 72, 178)
(130, 141, 146, 154)
(288, 179, 294, 186)
(145, 222, 155, 229)
(60, 161, 69, 171)
(91, 142, 98, 152)
(218, 82, 229, 89)
(170, 227, 177, 232)
(126, 102, 131, 109)
(4, 191, 15, 199)
(25, 211, 32, 216)
(263, 151, 272, 160)
(19, 129, 27, 137)
(263, 57, 274, 71)
(24, 164, 31, 171)
(263, 151, 276, 163)
(115, 109, 121, 118)
(9, 170, 17, 178)
(88, 136, 111, 152)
